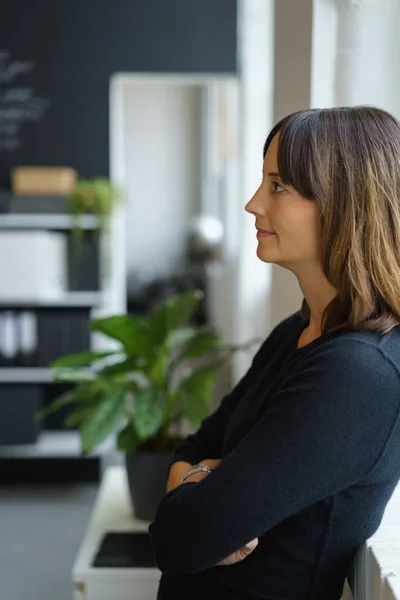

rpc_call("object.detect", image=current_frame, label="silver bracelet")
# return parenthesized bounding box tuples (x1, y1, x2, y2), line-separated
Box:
(181, 463, 213, 483)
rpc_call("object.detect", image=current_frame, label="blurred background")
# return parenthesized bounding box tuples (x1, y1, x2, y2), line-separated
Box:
(0, 0, 397, 598)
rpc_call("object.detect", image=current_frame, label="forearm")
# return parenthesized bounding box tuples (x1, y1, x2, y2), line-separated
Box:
(167, 459, 218, 493)
(166, 461, 192, 493)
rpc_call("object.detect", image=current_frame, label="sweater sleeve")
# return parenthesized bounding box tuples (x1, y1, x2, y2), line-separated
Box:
(149, 341, 400, 574)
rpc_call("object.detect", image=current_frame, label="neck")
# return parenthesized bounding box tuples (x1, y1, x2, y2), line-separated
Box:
(295, 265, 337, 335)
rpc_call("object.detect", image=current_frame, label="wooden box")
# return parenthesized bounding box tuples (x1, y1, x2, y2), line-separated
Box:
(11, 167, 77, 195)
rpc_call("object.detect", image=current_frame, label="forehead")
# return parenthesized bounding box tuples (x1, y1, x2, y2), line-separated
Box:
(263, 134, 279, 172)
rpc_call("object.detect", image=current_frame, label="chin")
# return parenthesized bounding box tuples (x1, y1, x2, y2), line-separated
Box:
(256, 251, 294, 272)
(256, 247, 279, 264)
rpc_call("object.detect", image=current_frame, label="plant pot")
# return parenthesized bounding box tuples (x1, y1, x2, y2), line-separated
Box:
(125, 451, 174, 521)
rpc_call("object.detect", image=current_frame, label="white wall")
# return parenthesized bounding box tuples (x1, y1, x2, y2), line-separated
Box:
(121, 81, 202, 294)
(268, 0, 315, 329)
(231, 0, 276, 380)
(334, 0, 400, 116)
(310, 0, 338, 109)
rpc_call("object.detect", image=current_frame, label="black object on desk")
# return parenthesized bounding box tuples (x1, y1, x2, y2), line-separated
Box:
(93, 532, 157, 568)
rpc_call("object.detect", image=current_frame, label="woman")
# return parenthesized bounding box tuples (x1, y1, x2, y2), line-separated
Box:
(149, 106, 400, 600)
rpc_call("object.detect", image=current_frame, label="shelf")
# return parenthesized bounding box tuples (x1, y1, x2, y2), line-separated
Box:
(0, 213, 99, 229)
(0, 430, 114, 458)
(0, 292, 103, 308)
(0, 368, 54, 383)
(0, 430, 102, 483)
(0, 430, 83, 458)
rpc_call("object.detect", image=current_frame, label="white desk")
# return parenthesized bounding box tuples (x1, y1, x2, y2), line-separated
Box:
(72, 466, 161, 600)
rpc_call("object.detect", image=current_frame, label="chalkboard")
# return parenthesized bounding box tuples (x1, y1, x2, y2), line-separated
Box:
(0, 51, 51, 153)
(0, 0, 237, 188)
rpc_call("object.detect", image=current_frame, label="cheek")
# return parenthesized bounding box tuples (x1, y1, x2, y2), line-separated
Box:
(277, 206, 313, 234)
(279, 204, 321, 246)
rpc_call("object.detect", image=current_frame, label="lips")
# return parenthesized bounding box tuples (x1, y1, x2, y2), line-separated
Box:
(256, 227, 275, 234)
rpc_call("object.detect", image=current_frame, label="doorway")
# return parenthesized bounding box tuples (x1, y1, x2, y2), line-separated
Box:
(109, 73, 240, 346)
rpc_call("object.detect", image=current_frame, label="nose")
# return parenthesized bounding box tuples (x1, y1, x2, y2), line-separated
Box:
(245, 186, 268, 217)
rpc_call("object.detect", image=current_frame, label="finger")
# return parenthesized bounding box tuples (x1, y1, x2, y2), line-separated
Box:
(216, 538, 259, 566)
(244, 538, 258, 553)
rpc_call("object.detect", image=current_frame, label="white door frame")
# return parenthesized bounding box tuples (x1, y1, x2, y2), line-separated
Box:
(109, 72, 240, 347)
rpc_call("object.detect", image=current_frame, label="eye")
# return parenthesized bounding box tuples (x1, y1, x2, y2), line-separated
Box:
(272, 181, 286, 194)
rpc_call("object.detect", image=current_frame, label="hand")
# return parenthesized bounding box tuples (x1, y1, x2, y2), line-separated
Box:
(167, 458, 222, 493)
(181, 458, 222, 484)
(198, 458, 222, 470)
(166, 461, 192, 493)
(216, 537, 259, 566)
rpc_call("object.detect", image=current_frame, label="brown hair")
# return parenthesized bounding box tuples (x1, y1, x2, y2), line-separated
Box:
(264, 106, 400, 334)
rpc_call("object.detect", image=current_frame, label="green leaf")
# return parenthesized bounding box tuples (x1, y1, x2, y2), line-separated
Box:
(80, 392, 126, 454)
(52, 369, 96, 383)
(117, 423, 141, 453)
(148, 290, 204, 345)
(69, 178, 123, 218)
(74, 378, 114, 399)
(90, 315, 153, 360)
(177, 391, 209, 431)
(148, 342, 170, 387)
(175, 329, 221, 363)
(175, 364, 219, 430)
(100, 357, 146, 377)
(166, 327, 197, 350)
(123, 380, 141, 395)
(133, 388, 168, 441)
(50, 350, 116, 368)
(64, 403, 96, 427)
(35, 390, 78, 421)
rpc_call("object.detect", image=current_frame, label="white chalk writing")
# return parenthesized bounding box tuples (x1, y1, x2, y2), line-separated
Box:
(0, 50, 51, 152)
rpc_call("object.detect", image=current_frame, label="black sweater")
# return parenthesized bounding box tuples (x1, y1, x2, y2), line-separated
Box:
(149, 312, 400, 600)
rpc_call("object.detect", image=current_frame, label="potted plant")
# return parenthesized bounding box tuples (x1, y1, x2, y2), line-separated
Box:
(37, 289, 260, 520)
(68, 177, 123, 234)
(67, 178, 123, 285)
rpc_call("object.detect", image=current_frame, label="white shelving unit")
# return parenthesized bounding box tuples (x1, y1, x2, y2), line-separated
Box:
(0, 430, 82, 457)
(0, 200, 126, 480)
(0, 430, 114, 459)
(0, 368, 53, 383)
(0, 213, 99, 230)
(0, 292, 103, 308)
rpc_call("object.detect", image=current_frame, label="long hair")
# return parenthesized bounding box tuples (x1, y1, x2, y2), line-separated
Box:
(264, 106, 400, 334)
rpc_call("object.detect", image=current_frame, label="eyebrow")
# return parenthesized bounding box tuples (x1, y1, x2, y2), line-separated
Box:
(267, 171, 280, 178)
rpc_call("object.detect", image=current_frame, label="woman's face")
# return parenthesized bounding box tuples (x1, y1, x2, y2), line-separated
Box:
(245, 133, 322, 272)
